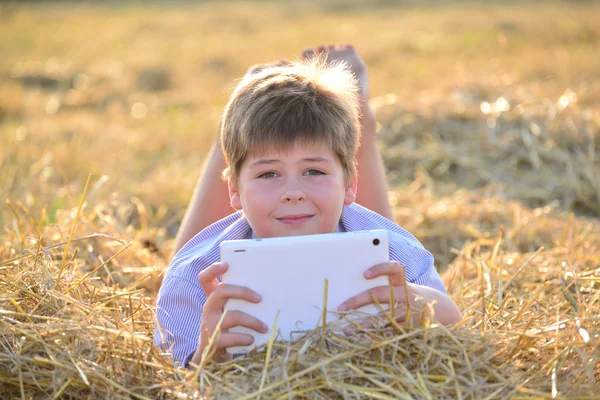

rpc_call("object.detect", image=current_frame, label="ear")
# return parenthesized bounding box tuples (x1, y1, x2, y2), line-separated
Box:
(343, 175, 357, 206)
(228, 179, 242, 211)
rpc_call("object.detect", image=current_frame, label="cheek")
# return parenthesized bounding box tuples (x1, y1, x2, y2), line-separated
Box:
(310, 177, 345, 196)
(307, 178, 346, 210)
(241, 182, 276, 209)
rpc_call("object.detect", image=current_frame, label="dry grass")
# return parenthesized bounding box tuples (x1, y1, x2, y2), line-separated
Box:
(375, 83, 600, 267)
(1, 1, 600, 398)
(1, 181, 598, 398)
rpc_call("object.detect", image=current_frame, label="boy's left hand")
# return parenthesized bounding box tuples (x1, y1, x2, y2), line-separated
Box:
(337, 261, 462, 330)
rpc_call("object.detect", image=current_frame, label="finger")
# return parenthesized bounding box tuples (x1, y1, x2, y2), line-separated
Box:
(247, 63, 272, 76)
(247, 60, 288, 77)
(342, 313, 387, 335)
(199, 262, 228, 296)
(343, 309, 408, 336)
(217, 332, 256, 350)
(247, 63, 264, 75)
(219, 310, 269, 334)
(272, 59, 290, 67)
(364, 261, 406, 286)
(338, 286, 408, 313)
(212, 349, 231, 363)
(205, 283, 262, 312)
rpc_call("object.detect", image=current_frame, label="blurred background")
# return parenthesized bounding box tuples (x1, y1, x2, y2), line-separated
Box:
(1, 0, 599, 271)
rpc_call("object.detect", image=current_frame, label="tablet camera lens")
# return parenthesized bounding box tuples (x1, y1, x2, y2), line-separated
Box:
(373, 239, 380, 246)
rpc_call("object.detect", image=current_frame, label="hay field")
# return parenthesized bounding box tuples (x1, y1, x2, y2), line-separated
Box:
(1, 1, 599, 398)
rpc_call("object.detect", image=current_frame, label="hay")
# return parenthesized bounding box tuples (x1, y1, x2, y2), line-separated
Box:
(1, 182, 599, 398)
(2, 2, 599, 397)
(374, 83, 599, 269)
(376, 83, 600, 217)
(1, 83, 599, 399)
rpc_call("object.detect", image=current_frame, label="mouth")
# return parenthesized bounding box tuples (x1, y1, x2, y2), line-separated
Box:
(276, 214, 315, 225)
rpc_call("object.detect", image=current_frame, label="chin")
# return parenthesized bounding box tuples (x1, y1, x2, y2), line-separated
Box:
(268, 226, 316, 238)
(286, 225, 334, 237)
(257, 220, 335, 238)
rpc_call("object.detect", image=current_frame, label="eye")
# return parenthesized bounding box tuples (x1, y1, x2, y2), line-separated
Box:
(304, 169, 325, 176)
(258, 171, 278, 179)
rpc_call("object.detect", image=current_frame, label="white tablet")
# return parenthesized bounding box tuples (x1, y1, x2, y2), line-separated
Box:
(220, 229, 389, 354)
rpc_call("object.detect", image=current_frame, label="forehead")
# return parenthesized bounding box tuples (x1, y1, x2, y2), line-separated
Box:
(246, 140, 337, 162)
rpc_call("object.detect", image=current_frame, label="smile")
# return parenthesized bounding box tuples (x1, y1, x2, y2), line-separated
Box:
(276, 214, 314, 225)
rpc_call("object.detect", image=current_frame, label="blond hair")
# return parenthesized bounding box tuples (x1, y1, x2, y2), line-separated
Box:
(220, 57, 360, 185)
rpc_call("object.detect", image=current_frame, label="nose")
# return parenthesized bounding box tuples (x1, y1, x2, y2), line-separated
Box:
(282, 190, 305, 203)
(280, 178, 306, 203)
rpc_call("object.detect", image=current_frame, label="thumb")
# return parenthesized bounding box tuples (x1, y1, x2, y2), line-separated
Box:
(389, 262, 407, 287)
(199, 262, 228, 296)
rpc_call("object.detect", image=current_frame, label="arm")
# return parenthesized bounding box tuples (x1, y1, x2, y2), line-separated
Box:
(154, 276, 207, 363)
(337, 261, 462, 327)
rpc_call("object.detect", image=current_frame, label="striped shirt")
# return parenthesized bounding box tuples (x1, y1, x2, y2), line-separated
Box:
(154, 203, 446, 365)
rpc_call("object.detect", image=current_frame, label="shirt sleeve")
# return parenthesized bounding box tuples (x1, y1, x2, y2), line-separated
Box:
(390, 244, 447, 295)
(411, 260, 447, 295)
(341, 203, 448, 295)
(154, 276, 207, 362)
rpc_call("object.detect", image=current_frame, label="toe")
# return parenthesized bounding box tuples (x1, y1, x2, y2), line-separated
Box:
(302, 48, 315, 59)
(342, 44, 355, 54)
(274, 59, 289, 67)
(248, 63, 262, 74)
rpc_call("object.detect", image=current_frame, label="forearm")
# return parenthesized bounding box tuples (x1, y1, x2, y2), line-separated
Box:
(172, 140, 234, 257)
(431, 293, 462, 326)
(410, 284, 462, 326)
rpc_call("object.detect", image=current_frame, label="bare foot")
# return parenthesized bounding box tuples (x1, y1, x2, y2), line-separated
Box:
(238, 59, 290, 88)
(246, 59, 289, 76)
(302, 44, 370, 102)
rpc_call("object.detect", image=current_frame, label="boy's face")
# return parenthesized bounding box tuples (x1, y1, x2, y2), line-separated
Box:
(228, 141, 356, 238)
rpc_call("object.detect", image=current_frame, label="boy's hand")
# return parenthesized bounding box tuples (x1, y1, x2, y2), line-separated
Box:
(337, 261, 462, 331)
(189, 262, 268, 365)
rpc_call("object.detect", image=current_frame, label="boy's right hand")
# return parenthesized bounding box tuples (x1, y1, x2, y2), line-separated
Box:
(189, 262, 268, 365)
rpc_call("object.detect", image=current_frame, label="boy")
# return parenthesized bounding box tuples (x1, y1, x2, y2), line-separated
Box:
(154, 45, 462, 367)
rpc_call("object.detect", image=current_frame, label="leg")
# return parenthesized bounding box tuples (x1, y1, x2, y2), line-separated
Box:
(354, 107, 395, 221)
(172, 61, 290, 256)
(172, 138, 233, 256)
(303, 44, 394, 221)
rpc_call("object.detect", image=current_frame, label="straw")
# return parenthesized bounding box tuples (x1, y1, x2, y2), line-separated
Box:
(2, 84, 599, 398)
(1, 172, 599, 399)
